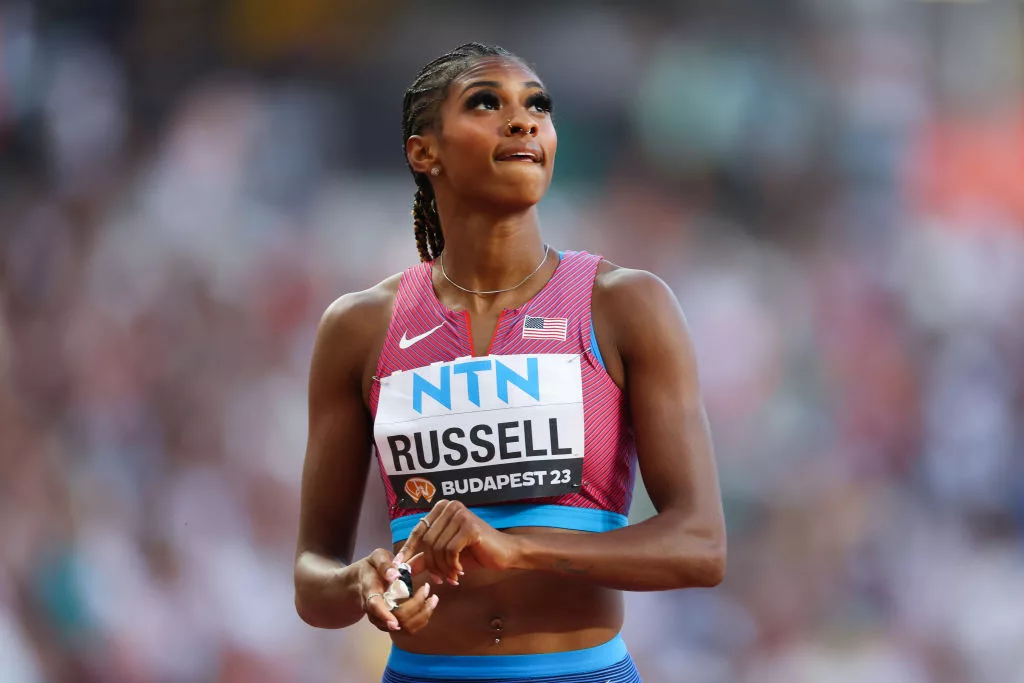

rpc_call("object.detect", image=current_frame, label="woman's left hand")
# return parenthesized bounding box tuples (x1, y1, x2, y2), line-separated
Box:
(395, 500, 520, 584)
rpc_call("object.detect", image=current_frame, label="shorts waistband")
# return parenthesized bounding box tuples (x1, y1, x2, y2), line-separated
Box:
(386, 635, 628, 679)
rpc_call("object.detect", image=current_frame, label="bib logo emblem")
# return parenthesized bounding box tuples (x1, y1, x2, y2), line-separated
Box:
(404, 477, 437, 503)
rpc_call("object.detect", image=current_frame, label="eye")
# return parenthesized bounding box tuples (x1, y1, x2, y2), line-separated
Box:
(465, 91, 501, 111)
(526, 92, 553, 114)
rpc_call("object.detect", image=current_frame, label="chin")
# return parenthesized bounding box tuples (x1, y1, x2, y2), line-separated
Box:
(487, 179, 551, 210)
(492, 189, 547, 211)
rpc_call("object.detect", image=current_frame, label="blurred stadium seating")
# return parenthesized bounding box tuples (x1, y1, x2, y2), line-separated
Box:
(1, 1, 1022, 681)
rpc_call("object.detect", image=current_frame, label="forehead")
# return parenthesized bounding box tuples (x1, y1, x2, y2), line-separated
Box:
(450, 58, 543, 91)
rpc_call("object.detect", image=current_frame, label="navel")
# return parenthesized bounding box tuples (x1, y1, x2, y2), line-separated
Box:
(490, 616, 504, 645)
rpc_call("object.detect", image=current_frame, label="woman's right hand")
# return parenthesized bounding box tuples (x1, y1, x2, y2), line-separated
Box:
(360, 549, 439, 634)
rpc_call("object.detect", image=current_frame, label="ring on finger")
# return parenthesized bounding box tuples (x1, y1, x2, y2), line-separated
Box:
(418, 517, 431, 530)
(371, 591, 401, 612)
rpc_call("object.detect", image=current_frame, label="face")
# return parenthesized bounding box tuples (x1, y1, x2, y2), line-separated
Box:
(408, 58, 557, 210)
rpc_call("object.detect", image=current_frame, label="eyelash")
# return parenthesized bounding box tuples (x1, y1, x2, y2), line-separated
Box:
(528, 92, 554, 114)
(465, 90, 554, 114)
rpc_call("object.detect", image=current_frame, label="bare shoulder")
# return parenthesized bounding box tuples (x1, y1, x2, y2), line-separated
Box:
(311, 272, 404, 393)
(318, 272, 403, 343)
(591, 260, 688, 385)
(593, 260, 680, 317)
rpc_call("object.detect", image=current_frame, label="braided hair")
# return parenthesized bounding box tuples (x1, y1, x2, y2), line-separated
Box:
(402, 43, 523, 262)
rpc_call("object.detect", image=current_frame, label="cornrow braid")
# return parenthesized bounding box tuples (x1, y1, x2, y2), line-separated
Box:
(409, 177, 443, 261)
(422, 184, 446, 257)
(412, 187, 432, 262)
(401, 42, 523, 261)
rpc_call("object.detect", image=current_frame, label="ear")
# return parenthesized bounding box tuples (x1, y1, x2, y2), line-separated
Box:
(406, 134, 439, 175)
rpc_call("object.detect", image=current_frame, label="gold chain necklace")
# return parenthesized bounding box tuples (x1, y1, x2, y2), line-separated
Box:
(439, 244, 550, 296)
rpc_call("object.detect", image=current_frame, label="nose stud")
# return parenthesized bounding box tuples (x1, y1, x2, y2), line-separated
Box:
(507, 119, 536, 136)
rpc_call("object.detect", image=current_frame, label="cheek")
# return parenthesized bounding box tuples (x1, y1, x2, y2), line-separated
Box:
(444, 126, 497, 171)
(536, 124, 557, 179)
(545, 128, 557, 161)
(542, 117, 557, 139)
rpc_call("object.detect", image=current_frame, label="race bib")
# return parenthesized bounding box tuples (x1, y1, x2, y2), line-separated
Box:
(374, 354, 585, 508)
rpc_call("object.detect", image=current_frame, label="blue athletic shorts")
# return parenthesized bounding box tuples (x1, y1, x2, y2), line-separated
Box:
(381, 634, 641, 682)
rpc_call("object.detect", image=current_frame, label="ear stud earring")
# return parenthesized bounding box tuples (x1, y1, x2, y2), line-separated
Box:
(430, 167, 441, 177)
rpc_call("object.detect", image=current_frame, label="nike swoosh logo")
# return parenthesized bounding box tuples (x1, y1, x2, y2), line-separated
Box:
(398, 322, 445, 349)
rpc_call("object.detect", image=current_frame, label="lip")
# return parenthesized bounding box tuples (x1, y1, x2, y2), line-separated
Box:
(494, 143, 544, 163)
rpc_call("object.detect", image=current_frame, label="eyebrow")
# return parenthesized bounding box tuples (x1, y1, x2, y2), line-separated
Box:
(460, 80, 545, 95)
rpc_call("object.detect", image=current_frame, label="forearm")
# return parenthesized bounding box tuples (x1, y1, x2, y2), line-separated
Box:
(294, 551, 366, 629)
(511, 510, 725, 591)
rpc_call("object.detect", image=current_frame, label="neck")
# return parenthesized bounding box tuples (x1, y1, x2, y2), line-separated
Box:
(436, 203, 547, 293)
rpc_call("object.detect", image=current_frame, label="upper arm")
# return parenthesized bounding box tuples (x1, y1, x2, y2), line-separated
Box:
(296, 286, 394, 565)
(593, 267, 724, 539)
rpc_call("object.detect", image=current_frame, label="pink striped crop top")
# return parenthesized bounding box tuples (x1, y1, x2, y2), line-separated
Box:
(369, 251, 637, 543)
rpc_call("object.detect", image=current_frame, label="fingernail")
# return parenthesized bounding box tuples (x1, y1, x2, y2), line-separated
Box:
(428, 595, 440, 609)
(394, 553, 405, 565)
(447, 577, 459, 586)
(389, 621, 400, 631)
(431, 574, 443, 585)
(421, 582, 431, 597)
(457, 570, 465, 576)
(385, 569, 399, 582)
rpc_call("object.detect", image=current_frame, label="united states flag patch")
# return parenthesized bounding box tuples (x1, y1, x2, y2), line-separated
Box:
(522, 315, 568, 341)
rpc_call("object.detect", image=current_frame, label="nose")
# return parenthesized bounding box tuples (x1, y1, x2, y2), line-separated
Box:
(506, 117, 537, 137)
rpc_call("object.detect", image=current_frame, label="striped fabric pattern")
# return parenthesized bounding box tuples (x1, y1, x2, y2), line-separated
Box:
(522, 315, 568, 340)
(369, 251, 637, 522)
(381, 655, 642, 683)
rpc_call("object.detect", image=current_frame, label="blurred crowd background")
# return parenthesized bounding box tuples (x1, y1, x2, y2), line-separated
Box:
(2, 1, 1023, 681)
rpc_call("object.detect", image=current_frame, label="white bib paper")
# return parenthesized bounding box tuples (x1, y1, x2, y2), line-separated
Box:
(374, 354, 585, 508)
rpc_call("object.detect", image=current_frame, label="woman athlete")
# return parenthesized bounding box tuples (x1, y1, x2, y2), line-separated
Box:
(294, 43, 726, 683)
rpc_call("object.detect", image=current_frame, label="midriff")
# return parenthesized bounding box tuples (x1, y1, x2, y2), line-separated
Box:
(389, 528, 623, 655)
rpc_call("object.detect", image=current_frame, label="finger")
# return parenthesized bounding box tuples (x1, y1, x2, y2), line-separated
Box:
(432, 515, 467, 583)
(393, 546, 433, 584)
(401, 500, 454, 580)
(444, 526, 471, 581)
(367, 548, 401, 584)
(393, 581, 431, 614)
(397, 499, 446, 565)
(436, 501, 471, 580)
(397, 500, 452, 565)
(366, 611, 394, 633)
(364, 594, 400, 632)
(402, 594, 441, 635)
(420, 501, 461, 578)
(394, 584, 439, 634)
(393, 582, 431, 626)
(403, 537, 442, 585)
(404, 552, 427, 576)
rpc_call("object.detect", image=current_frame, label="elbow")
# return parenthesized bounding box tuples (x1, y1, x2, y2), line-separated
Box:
(294, 589, 343, 629)
(294, 575, 347, 629)
(697, 544, 727, 587)
(293, 563, 319, 627)
(672, 532, 727, 589)
(293, 551, 357, 629)
(294, 587, 326, 628)
(294, 595, 316, 628)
